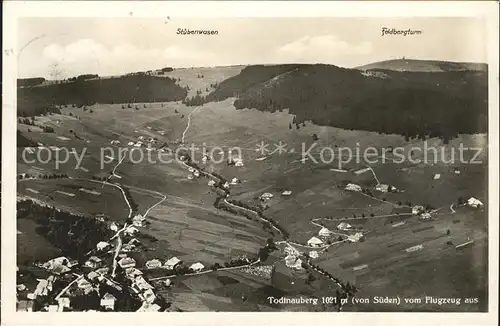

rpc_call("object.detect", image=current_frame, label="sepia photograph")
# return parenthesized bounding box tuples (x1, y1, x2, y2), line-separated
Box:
(2, 1, 499, 325)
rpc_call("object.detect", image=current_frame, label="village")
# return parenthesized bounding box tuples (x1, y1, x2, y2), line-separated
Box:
(17, 128, 486, 312)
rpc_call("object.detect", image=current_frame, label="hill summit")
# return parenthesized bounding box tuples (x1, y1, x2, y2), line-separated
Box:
(356, 59, 487, 72)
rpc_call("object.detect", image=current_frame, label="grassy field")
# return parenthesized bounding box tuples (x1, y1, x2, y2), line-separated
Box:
(162, 66, 245, 98)
(17, 178, 130, 219)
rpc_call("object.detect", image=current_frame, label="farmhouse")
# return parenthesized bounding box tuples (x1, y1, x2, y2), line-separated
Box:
(132, 214, 146, 227)
(420, 213, 432, 220)
(231, 177, 240, 185)
(134, 276, 153, 291)
(110, 140, 121, 145)
(467, 197, 484, 208)
(124, 226, 139, 236)
(145, 259, 162, 269)
(433, 173, 441, 180)
(85, 256, 103, 269)
(57, 297, 71, 311)
(318, 227, 332, 237)
(164, 257, 182, 270)
(285, 255, 303, 270)
(454, 168, 461, 175)
(77, 278, 93, 293)
(281, 190, 292, 196)
(347, 232, 364, 243)
(208, 180, 216, 187)
(189, 262, 205, 272)
(193, 170, 200, 177)
(42, 256, 70, 272)
(109, 222, 119, 231)
(127, 141, 135, 146)
(308, 251, 319, 259)
(125, 267, 143, 278)
(96, 241, 110, 251)
(222, 181, 230, 189)
(187, 175, 194, 180)
(140, 289, 156, 304)
(95, 267, 110, 275)
(345, 183, 362, 192)
(118, 257, 136, 269)
(337, 222, 352, 231)
(34, 277, 55, 297)
(87, 271, 100, 282)
(235, 160, 244, 167)
(412, 205, 425, 215)
(307, 236, 324, 247)
(260, 192, 274, 200)
(134, 142, 143, 147)
(100, 293, 116, 310)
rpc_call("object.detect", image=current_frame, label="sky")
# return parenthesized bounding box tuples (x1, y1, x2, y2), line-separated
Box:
(17, 17, 487, 79)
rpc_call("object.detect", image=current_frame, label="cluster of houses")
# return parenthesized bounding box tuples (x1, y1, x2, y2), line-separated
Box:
(115, 255, 161, 311)
(139, 256, 206, 274)
(187, 166, 201, 180)
(17, 253, 124, 312)
(375, 184, 397, 193)
(284, 246, 303, 270)
(125, 135, 159, 149)
(306, 223, 365, 249)
(131, 213, 146, 227)
(258, 190, 292, 201)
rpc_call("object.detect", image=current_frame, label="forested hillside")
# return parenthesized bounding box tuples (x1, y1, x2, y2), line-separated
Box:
(17, 75, 187, 116)
(203, 64, 488, 141)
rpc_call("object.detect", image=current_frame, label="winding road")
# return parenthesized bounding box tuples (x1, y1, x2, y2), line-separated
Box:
(181, 106, 202, 144)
